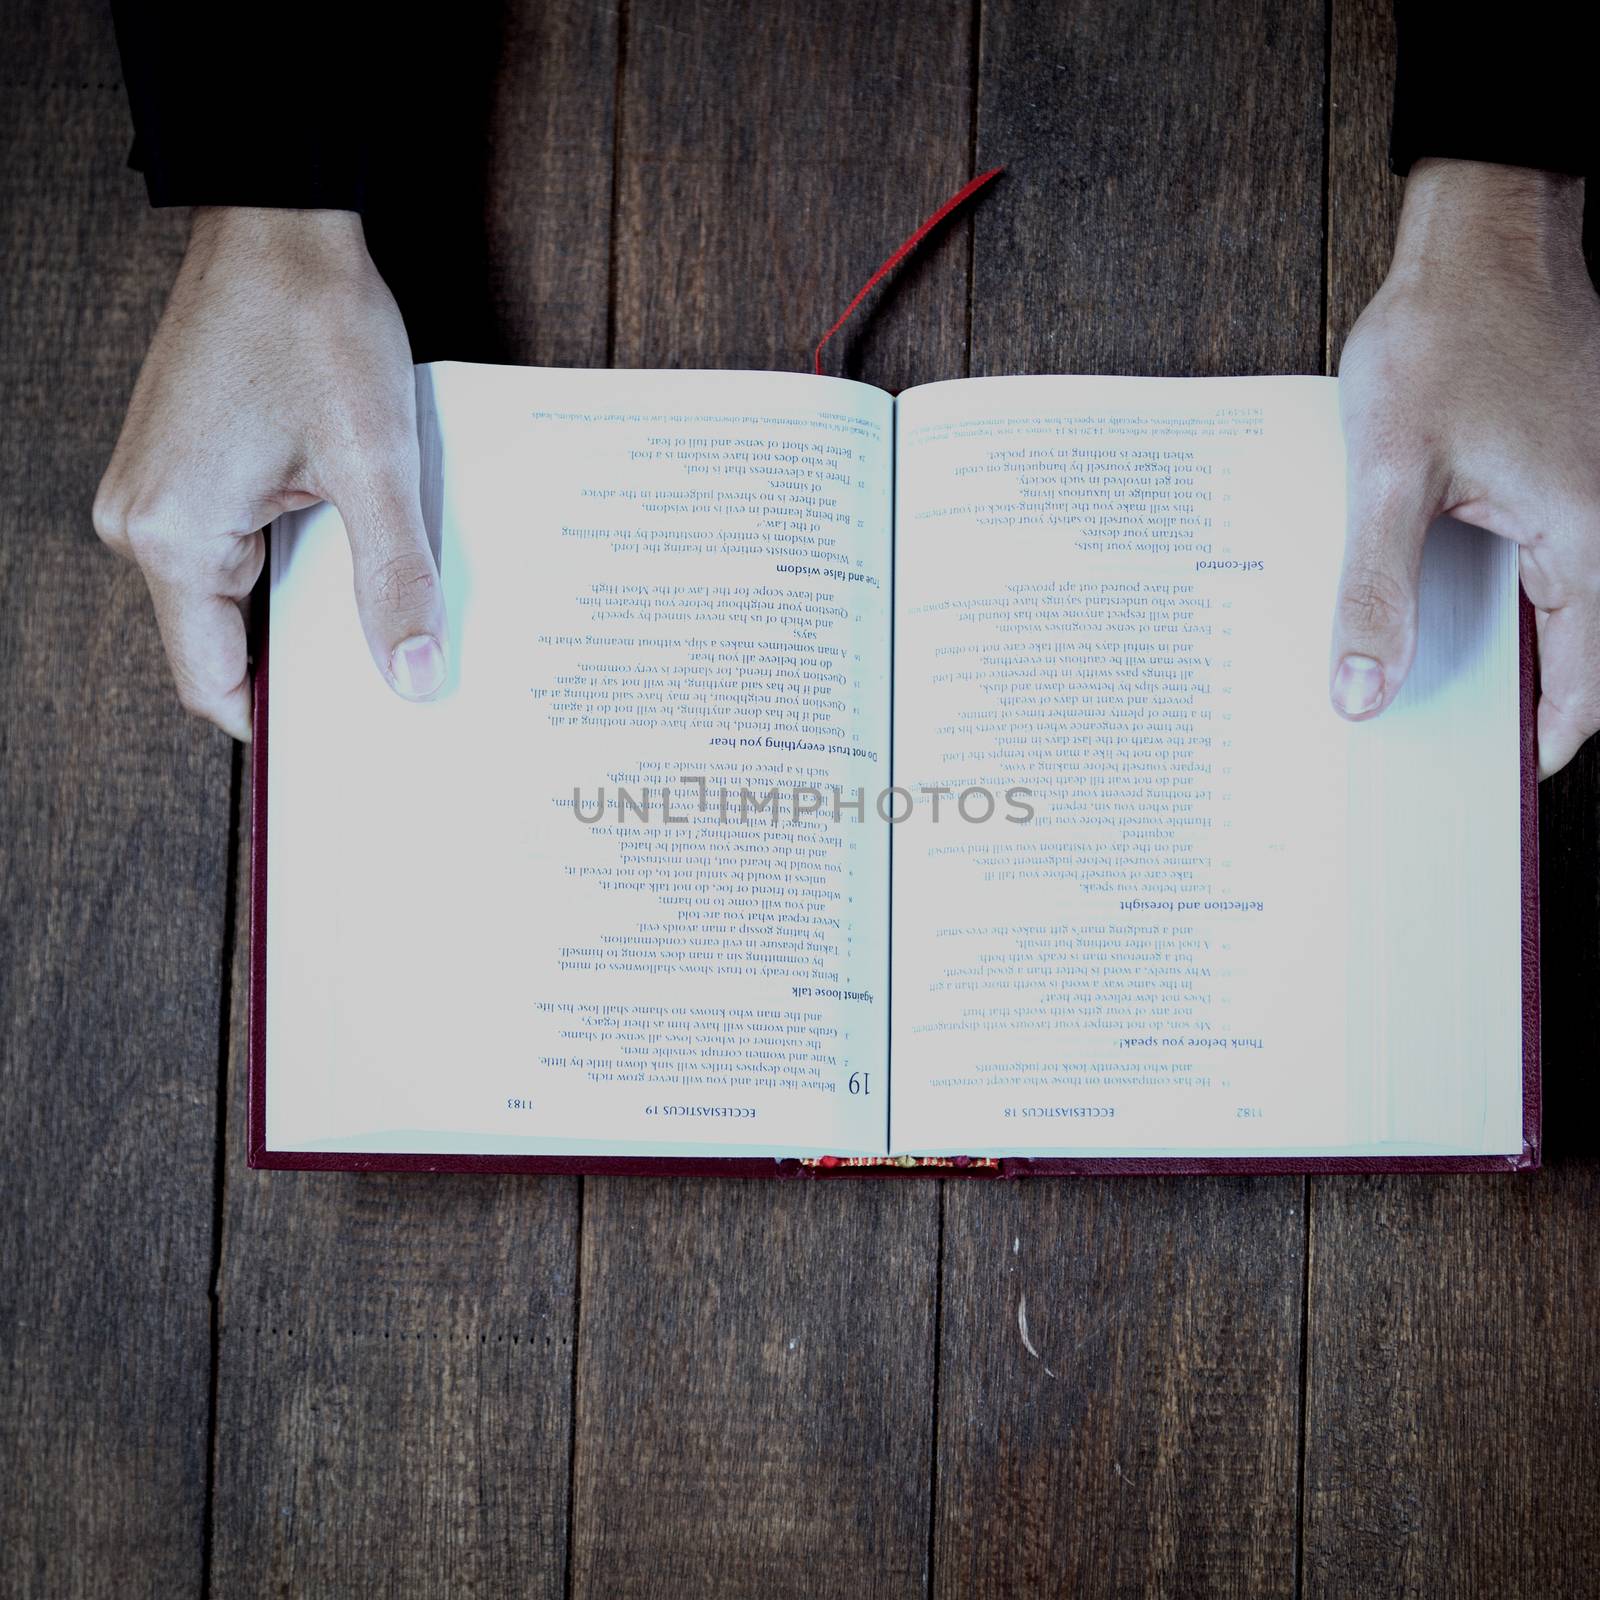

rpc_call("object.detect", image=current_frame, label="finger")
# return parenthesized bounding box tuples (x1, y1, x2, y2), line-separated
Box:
(325, 440, 449, 702)
(1531, 600, 1600, 778)
(1329, 448, 1442, 721)
(141, 563, 256, 742)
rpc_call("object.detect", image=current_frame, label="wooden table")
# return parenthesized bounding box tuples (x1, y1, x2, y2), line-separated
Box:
(4, 2, 1597, 1594)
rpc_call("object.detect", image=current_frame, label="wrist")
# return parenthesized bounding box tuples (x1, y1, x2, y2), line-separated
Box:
(1390, 158, 1586, 290)
(187, 206, 371, 273)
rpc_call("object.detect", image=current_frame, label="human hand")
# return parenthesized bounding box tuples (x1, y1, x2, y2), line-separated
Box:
(93, 206, 448, 741)
(1331, 157, 1600, 777)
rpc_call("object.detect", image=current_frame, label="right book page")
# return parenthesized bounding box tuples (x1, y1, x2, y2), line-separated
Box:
(889, 374, 1525, 1159)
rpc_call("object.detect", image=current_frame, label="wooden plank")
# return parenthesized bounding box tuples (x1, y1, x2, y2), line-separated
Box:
(935, 1179, 1307, 1596)
(611, 0, 975, 390)
(204, 4, 620, 1592)
(932, 1, 1327, 1593)
(968, 0, 1326, 383)
(1322, 0, 1403, 367)
(569, 2, 974, 1592)
(0, 6, 225, 1595)
(1303, 3, 1600, 1593)
(1302, 1169, 1600, 1596)
(571, 1179, 942, 1595)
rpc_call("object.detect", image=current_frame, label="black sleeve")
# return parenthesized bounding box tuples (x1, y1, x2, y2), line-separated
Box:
(109, 2, 387, 210)
(1390, 2, 1599, 178)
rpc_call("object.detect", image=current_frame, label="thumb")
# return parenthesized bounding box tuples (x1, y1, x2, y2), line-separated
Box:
(1329, 457, 1438, 721)
(1531, 600, 1600, 779)
(327, 449, 450, 701)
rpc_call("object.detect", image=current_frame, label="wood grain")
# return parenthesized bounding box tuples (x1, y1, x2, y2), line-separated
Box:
(1303, 3, 1600, 1594)
(567, 2, 973, 1593)
(10, 2, 1600, 1595)
(935, 1179, 1307, 1597)
(612, 0, 976, 390)
(968, 0, 1327, 382)
(570, 1178, 942, 1596)
(932, 1, 1327, 1593)
(204, 3, 620, 1593)
(0, 8, 226, 1596)
(1302, 1168, 1600, 1598)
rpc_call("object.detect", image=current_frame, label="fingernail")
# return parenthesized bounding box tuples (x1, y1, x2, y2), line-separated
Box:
(391, 633, 446, 698)
(1332, 653, 1384, 716)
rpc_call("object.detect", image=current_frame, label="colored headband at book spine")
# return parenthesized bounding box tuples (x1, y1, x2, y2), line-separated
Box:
(812, 165, 1006, 378)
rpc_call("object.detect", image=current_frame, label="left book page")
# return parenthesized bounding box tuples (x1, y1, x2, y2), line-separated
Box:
(262, 363, 894, 1159)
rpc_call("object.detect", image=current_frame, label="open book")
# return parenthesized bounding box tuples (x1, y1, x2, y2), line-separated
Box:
(248, 364, 1538, 1175)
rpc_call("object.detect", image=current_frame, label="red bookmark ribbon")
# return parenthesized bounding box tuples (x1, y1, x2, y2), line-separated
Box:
(812, 165, 1005, 377)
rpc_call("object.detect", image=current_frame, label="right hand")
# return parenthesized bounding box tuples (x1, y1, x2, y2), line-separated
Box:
(93, 205, 449, 742)
(1330, 160, 1600, 778)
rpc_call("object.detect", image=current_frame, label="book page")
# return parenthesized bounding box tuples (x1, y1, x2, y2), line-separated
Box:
(889, 374, 1523, 1158)
(265, 364, 893, 1158)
